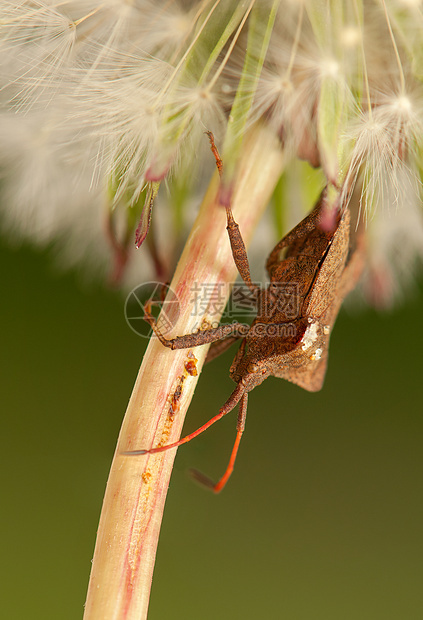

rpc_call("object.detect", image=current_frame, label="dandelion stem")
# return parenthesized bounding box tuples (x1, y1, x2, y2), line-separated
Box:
(83, 122, 285, 620)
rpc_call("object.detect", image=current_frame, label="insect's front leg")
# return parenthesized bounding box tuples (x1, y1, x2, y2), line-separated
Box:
(206, 131, 259, 296)
(144, 301, 249, 350)
(225, 205, 259, 295)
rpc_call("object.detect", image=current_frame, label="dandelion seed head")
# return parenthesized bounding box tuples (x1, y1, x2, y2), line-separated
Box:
(397, 0, 422, 8)
(393, 94, 412, 113)
(68, 54, 173, 198)
(144, 78, 226, 182)
(341, 25, 362, 49)
(320, 58, 340, 79)
(1, 1, 422, 297)
(0, 109, 104, 261)
(1, 1, 78, 109)
(157, 5, 193, 41)
(374, 86, 423, 156)
(220, 82, 232, 95)
(343, 78, 423, 222)
(360, 178, 423, 307)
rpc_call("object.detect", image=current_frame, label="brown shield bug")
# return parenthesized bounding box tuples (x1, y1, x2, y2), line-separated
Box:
(125, 134, 365, 492)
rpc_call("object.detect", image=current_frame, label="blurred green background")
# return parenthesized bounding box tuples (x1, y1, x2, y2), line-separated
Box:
(1, 237, 422, 620)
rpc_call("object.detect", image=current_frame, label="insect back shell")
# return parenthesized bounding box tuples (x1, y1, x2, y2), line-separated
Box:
(304, 207, 350, 319)
(269, 206, 351, 392)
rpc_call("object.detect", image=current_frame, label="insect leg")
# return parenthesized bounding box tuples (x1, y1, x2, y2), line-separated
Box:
(206, 131, 259, 295)
(225, 205, 258, 293)
(145, 301, 249, 349)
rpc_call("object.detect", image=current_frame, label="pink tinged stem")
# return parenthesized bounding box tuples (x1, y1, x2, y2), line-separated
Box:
(83, 123, 285, 620)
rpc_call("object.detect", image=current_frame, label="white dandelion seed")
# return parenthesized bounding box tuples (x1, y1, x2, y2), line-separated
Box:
(0, 0, 421, 302)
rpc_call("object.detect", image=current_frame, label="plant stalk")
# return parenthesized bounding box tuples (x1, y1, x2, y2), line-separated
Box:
(84, 122, 285, 620)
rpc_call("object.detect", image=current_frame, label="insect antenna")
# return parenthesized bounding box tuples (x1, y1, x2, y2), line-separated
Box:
(190, 391, 248, 493)
(122, 382, 246, 465)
